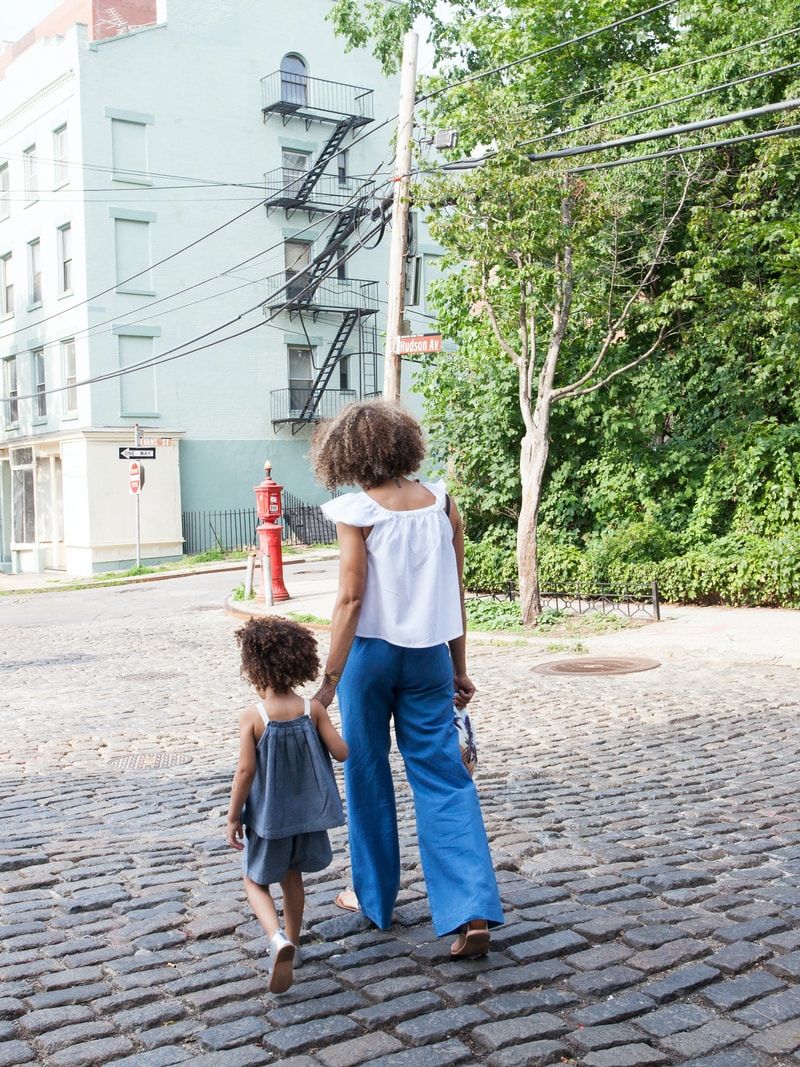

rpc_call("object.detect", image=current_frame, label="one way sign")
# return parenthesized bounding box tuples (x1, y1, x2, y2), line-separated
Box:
(119, 446, 156, 460)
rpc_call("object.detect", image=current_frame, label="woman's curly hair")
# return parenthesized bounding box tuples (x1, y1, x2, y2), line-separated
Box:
(235, 617, 320, 694)
(311, 400, 426, 490)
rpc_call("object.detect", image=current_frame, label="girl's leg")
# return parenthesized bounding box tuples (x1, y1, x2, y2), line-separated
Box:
(393, 644, 504, 938)
(243, 875, 280, 938)
(280, 869, 305, 945)
(338, 638, 402, 929)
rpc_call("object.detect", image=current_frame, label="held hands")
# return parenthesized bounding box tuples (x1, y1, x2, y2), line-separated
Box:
(453, 673, 476, 709)
(226, 817, 244, 851)
(313, 680, 337, 710)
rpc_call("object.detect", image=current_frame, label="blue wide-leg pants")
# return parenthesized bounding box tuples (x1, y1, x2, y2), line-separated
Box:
(337, 636, 504, 937)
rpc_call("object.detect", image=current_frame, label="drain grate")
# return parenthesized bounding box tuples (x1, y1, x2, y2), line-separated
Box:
(533, 656, 661, 676)
(192, 604, 221, 612)
(108, 752, 193, 770)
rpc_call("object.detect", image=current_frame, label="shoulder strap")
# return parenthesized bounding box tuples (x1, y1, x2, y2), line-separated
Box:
(255, 701, 269, 727)
(303, 696, 312, 717)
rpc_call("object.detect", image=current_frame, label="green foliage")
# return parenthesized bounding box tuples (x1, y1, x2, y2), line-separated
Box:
(231, 582, 256, 602)
(121, 565, 154, 577)
(285, 612, 332, 625)
(332, 0, 800, 609)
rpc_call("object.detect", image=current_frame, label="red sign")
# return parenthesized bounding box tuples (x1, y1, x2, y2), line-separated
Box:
(397, 334, 443, 355)
(129, 461, 145, 495)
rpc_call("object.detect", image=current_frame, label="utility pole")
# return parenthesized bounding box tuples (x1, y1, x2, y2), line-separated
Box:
(383, 30, 418, 403)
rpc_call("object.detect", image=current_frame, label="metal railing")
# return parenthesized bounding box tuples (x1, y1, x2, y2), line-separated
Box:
(470, 581, 661, 620)
(264, 273, 379, 314)
(264, 167, 376, 208)
(181, 496, 339, 554)
(261, 71, 374, 123)
(271, 387, 357, 423)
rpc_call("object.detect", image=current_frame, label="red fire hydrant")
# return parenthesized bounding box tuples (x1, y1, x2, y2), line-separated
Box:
(254, 460, 290, 603)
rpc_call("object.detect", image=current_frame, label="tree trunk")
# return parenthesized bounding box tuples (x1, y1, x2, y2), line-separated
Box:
(518, 423, 550, 624)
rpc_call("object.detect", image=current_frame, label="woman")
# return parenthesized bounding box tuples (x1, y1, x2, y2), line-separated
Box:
(313, 401, 503, 956)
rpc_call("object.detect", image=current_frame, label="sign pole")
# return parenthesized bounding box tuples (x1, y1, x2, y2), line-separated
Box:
(134, 423, 141, 568)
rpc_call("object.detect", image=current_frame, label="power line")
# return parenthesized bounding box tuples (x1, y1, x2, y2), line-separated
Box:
(10, 215, 388, 402)
(518, 60, 800, 148)
(440, 97, 800, 169)
(7, 169, 392, 358)
(419, 0, 680, 103)
(493, 24, 800, 123)
(569, 119, 800, 172)
(0, 197, 266, 342)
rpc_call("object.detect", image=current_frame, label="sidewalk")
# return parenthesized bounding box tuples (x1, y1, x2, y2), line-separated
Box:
(230, 560, 800, 670)
(0, 547, 340, 594)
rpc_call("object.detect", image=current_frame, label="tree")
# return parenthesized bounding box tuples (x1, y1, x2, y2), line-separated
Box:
(331, 0, 800, 614)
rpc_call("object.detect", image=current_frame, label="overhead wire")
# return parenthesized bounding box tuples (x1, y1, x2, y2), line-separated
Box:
(418, 0, 680, 103)
(518, 60, 800, 148)
(10, 212, 389, 403)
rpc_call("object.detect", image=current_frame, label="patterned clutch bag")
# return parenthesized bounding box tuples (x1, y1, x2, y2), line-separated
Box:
(453, 706, 478, 776)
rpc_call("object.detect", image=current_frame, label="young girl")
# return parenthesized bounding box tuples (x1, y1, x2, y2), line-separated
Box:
(226, 617, 348, 994)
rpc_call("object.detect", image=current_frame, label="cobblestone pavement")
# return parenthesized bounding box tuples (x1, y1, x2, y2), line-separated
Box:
(2, 580, 800, 1067)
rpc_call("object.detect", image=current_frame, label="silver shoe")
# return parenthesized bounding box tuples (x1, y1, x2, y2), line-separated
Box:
(268, 930, 295, 994)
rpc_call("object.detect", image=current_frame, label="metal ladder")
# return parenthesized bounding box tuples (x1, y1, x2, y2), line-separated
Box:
(299, 311, 359, 421)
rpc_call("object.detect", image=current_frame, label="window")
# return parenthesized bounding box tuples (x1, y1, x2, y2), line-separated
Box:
(280, 54, 307, 106)
(282, 149, 309, 196)
(23, 146, 38, 203)
(118, 334, 157, 414)
(62, 339, 77, 415)
(53, 125, 69, 186)
(339, 354, 350, 391)
(0, 163, 8, 219)
(111, 119, 148, 182)
(12, 466, 35, 544)
(1, 253, 12, 316)
(284, 239, 311, 299)
(28, 239, 42, 306)
(4, 356, 18, 424)
(58, 224, 72, 294)
(336, 245, 348, 281)
(114, 218, 151, 290)
(337, 149, 348, 188)
(288, 345, 313, 412)
(33, 348, 46, 418)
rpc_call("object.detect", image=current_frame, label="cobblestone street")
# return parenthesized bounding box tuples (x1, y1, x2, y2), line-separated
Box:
(2, 576, 800, 1067)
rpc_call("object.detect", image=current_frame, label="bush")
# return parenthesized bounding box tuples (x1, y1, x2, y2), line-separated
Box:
(465, 526, 800, 609)
(463, 526, 517, 592)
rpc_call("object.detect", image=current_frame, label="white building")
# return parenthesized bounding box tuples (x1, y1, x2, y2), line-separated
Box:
(0, 0, 441, 575)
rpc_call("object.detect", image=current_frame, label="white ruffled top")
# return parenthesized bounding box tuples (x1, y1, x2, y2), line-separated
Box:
(321, 480, 464, 648)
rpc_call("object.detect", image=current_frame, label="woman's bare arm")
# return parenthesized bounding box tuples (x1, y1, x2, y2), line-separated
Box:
(448, 499, 476, 708)
(313, 522, 367, 708)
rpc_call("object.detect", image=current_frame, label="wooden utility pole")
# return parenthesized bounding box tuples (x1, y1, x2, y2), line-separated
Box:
(383, 30, 418, 403)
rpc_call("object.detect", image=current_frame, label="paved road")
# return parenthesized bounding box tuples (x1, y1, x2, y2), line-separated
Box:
(2, 579, 800, 1066)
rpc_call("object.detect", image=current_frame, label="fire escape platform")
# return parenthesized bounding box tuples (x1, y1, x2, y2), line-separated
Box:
(261, 72, 374, 127)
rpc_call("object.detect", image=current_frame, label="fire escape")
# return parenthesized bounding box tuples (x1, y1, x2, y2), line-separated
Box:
(261, 69, 381, 431)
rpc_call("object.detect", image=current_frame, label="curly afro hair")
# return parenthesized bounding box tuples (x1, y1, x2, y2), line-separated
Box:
(235, 617, 320, 695)
(311, 400, 426, 490)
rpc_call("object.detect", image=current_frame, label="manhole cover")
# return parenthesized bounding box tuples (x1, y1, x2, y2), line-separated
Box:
(108, 752, 192, 770)
(533, 656, 661, 676)
(192, 604, 221, 612)
(121, 671, 183, 682)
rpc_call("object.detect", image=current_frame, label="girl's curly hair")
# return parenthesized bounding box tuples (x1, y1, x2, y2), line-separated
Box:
(235, 617, 320, 694)
(311, 400, 426, 490)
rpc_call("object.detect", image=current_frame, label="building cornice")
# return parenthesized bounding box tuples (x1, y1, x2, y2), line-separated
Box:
(0, 70, 75, 131)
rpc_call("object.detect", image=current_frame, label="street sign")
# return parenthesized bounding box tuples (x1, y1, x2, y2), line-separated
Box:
(397, 334, 442, 355)
(129, 461, 145, 495)
(119, 446, 156, 460)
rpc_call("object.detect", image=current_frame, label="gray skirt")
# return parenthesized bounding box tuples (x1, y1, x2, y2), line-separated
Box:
(242, 827, 332, 886)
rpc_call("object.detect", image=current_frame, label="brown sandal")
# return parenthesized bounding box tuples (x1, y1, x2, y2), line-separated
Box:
(451, 921, 490, 958)
(334, 889, 360, 913)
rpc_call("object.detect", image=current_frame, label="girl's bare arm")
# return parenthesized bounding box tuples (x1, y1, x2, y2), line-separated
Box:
(226, 709, 258, 849)
(312, 700, 349, 762)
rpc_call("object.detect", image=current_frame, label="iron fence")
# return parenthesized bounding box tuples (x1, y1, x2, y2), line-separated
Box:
(470, 581, 660, 621)
(181, 496, 339, 556)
